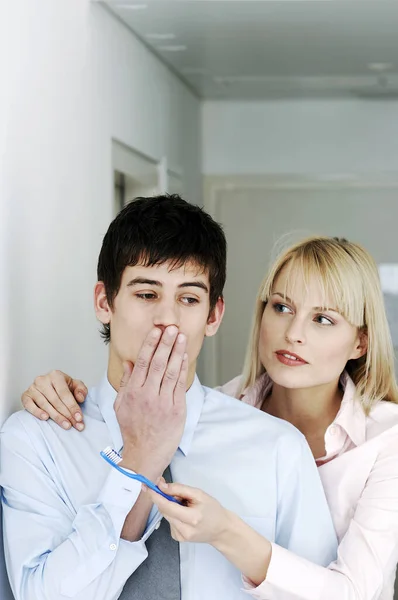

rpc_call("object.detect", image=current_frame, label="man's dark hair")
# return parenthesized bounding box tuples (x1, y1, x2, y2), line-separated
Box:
(97, 194, 227, 343)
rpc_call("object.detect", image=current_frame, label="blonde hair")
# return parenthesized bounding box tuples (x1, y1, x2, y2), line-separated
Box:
(240, 236, 398, 413)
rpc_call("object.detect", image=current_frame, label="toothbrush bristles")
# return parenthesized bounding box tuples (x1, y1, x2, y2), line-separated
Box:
(103, 446, 122, 464)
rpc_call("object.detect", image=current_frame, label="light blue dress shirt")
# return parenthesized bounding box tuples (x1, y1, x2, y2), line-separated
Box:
(0, 502, 13, 600)
(1, 374, 337, 600)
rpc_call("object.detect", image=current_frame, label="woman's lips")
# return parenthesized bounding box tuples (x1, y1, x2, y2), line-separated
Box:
(275, 350, 308, 367)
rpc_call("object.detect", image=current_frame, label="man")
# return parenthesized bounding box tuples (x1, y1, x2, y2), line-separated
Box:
(0, 504, 13, 600)
(1, 195, 337, 600)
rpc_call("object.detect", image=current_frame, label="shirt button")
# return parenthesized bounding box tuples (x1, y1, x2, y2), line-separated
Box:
(110, 543, 117, 551)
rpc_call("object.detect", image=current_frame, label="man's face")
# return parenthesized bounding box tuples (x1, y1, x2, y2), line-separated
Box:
(95, 261, 224, 387)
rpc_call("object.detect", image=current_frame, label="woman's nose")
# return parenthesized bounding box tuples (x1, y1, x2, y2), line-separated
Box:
(284, 318, 305, 345)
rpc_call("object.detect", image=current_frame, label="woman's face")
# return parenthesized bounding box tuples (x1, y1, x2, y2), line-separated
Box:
(259, 266, 366, 390)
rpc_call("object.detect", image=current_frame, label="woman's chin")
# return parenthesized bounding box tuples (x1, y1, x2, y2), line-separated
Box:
(266, 364, 311, 389)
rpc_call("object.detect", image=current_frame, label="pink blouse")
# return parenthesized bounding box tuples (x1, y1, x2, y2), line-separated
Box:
(219, 373, 398, 600)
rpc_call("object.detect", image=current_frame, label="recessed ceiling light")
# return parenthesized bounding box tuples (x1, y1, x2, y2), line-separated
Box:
(146, 33, 176, 41)
(117, 3, 148, 10)
(158, 45, 187, 52)
(367, 62, 394, 72)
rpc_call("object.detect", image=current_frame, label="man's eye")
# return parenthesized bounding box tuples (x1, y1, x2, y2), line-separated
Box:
(136, 293, 157, 300)
(181, 297, 198, 305)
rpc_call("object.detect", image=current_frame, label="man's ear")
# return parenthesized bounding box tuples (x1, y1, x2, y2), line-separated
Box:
(205, 297, 225, 338)
(350, 328, 368, 360)
(94, 282, 112, 325)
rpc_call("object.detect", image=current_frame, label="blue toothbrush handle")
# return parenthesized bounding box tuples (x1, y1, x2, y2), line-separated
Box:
(100, 451, 181, 504)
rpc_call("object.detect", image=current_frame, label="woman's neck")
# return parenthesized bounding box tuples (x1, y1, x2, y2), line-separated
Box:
(263, 379, 343, 456)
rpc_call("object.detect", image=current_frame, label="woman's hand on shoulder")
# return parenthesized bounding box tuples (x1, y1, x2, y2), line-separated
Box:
(21, 370, 88, 431)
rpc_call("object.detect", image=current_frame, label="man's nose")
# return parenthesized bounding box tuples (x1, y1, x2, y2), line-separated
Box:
(153, 301, 180, 330)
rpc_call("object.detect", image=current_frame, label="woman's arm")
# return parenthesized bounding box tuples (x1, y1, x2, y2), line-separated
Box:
(214, 512, 272, 585)
(21, 370, 88, 430)
(145, 481, 272, 585)
(148, 431, 398, 600)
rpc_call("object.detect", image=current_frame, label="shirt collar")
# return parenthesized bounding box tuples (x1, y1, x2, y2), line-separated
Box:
(179, 374, 205, 455)
(93, 372, 205, 457)
(241, 370, 366, 449)
(330, 372, 367, 448)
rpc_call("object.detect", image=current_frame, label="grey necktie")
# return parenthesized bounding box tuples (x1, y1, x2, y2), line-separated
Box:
(119, 466, 181, 599)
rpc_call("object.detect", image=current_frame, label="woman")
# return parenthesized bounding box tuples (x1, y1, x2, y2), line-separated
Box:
(21, 236, 398, 599)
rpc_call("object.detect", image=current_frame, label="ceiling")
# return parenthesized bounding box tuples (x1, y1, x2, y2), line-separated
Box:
(101, 0, 398, 100)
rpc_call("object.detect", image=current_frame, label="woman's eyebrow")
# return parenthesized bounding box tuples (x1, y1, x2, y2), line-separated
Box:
(271, 292, 293, 303)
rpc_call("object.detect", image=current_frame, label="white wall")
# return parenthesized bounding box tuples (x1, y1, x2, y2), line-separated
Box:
(1, 0, 201, 423)
(204, 183, 398, 387)
(202, 99, 398, 176)
(201, 98, 398, 387)
(0, 95, 8, 433)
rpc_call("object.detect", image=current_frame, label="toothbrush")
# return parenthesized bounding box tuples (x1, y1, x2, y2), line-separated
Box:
(100, 446, 181, 504)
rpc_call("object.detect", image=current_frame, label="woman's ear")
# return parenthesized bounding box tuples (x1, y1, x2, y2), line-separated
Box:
(205, 297, 225, 338)
(94, 281, 112, 325)
(350, 328, 368, 360)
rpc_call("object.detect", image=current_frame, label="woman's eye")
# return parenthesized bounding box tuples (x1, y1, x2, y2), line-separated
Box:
(273, 303, 291, 314)
(315, 314, 334, 326)
(136, 293, 157, 300)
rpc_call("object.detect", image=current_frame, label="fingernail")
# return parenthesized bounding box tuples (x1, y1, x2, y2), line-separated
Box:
(152, 328, 161, 339)
(77, 393, 85, 402)
(167, 326, 178, 336)
(160, 481, 168, 488)
(75, 423, 84, 431)
(40, 413, 48, 420)
(177, 333, 186, 344)
(75, 412, 82, 421)
(62, 421, 71, 429)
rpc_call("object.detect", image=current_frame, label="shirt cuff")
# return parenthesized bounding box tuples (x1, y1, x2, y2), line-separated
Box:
(242, 543, 325, 600)
(97, 467, 142, 539)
